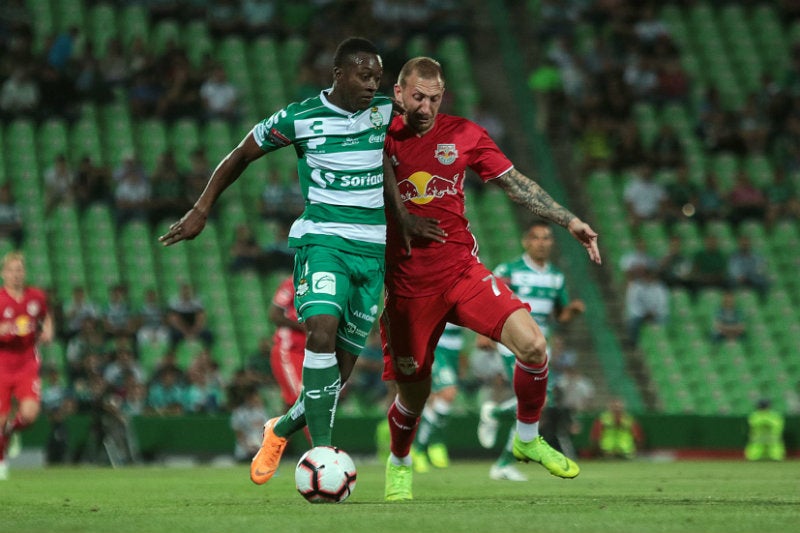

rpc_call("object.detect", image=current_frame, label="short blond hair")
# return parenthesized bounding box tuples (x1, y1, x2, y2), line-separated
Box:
(397, 57, 445, 88)
(2, 251, 24, 269)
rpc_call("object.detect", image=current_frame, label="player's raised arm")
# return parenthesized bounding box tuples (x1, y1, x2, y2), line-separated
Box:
(494, 168, 601, 264)
(159, 133, 266, 246)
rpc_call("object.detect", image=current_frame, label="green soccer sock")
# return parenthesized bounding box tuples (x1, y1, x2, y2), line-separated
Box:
(493, 397, 518, 420)
(301, 351, 341, 447)
(414, 406, 437, 449)
(274, 391, 307, 438)
(428, 397, 452, 445)
(496, 428, 517, 467)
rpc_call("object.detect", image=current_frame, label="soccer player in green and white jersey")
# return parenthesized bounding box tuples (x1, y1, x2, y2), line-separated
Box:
(159, 37, 444, 488)
(476, 221, 585, 481)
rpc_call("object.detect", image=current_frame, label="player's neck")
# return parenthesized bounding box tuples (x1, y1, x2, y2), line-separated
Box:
(5, 285, 24, 300)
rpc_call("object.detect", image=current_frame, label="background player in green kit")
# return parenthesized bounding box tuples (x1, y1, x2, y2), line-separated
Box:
(476, 221, 586, 481)
(159, 37, 443, 488)
(410, 323, 465, 472)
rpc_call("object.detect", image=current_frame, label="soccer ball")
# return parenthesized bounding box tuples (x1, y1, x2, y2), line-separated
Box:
(294, 446, 357, 503)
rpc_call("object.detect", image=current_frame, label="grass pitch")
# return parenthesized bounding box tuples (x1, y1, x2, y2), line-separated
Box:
(2, 459, 797, 533)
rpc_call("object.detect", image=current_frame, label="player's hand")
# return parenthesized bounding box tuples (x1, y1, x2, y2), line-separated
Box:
(567, 299, 586, 314)
(567, 218, 601, 265)
(159, 206, 208, 246)
(399, 214, 447, 256)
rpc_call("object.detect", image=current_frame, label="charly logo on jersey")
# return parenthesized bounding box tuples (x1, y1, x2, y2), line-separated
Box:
(434, 143, 458, 165)
(397, 171, 462, 204)
(369, 107, 383, 128)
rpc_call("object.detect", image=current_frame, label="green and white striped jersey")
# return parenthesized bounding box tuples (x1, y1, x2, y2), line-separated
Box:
(252, 90, 393, 258)
(493, 254, 568, 338)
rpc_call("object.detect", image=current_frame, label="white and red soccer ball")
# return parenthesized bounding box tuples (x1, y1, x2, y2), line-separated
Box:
(294, 446, 357, 503)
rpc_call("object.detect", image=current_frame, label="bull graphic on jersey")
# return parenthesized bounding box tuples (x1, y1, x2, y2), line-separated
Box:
(397, 171, 461, 205)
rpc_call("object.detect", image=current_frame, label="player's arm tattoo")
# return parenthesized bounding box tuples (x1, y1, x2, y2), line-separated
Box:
(495, 168, 576, 228)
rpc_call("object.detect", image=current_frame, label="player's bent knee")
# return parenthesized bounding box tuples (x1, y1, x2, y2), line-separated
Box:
(515, 336, 548, 366)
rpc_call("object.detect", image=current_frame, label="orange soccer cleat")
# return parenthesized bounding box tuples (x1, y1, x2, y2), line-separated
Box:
(250, 417, 288, 485)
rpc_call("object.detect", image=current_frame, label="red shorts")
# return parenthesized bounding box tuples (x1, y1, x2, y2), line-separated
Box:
(0, 357, 41, 416)
(381, 261, 528, 382)
(270, 340, 304, 407)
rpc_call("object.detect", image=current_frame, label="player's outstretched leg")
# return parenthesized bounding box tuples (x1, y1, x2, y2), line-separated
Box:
(385, 455, 413, 501)
(477, 400, 498, 448)
(513, 434, 579, 479)
(250, 417, 288, 485)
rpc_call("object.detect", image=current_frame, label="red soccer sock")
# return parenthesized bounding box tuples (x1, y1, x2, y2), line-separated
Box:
(513, 357, 549, 424)
(387, 398, 419, 459)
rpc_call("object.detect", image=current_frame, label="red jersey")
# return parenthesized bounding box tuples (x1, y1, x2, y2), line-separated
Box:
(384, 114, 513, 296)
(270, 277, 304, 354)
(0, 286, 48, 370)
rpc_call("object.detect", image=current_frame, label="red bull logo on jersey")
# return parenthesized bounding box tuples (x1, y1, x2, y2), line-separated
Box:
(397, 171, 462, 205)
(434, 143, 458, 165)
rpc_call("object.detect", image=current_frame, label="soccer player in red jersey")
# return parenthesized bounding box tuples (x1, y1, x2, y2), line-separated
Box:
(381, 57, 601, 500)
(0, 252, 54, 480)
(268, 276, 306, 409)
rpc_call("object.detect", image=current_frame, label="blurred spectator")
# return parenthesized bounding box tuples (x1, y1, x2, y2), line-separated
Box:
(612, 119, 647, 174)
(244, 336, 275, 389)
(689, 234, 729, 292)
(113, 162, 152, 227)
(695, 172, 727, 225)
(166, 282, 214, 350)
(624, 263, 669, 347)
(63, 285, 100, 340)
(102, 283, 139, 342)
(185, 363, 224, 414)
(184, 147, 212, 209)
(623, 54, 658, 101)
(148, 150, 190, 225)
(664, 164, 699, 224)
(0, 183, 24, 247)
(657, 234, 693, 290)
(739, 95, 770, 154)
(656, 57, 689, 103)
(764, 167, 800, 226)
(259, 222, 295, 273)
(206, 0, 242, 38)
(146, 366, 185, 416)
(199, 64, 238, 122)
(623, 163, 667, 226)
(727, 171, 767, 228)
(744, 399, 786, 461)
(619, 236, 655, 283)
(136, 287, 170, 349)
(0, 66, 39, 118)
(228, 223, 263, 273)
(348, 326, 386, 408)
(156, 53, 201, 122)
(37, 64, 77, 119)
(74, 43, 113, 104)
(44, 154, 76, 214)
(727, 235, 770, 299)
(260, 168, 304, 226)
(74, 155, 112, 212)
(128, 70, 162, 119)
(99, 37, 130, 90)
(472, 98, 507, 149)
(589, 397, 644, 459)
(46, 26, 79, 72)
(103, 347, 145, 392)
(65, 320, 106, 383)
(240, 0, 279, 37)
(711, 290, 746, 344)
(230, 386, 268, 463)
(649, 123, 683, 170)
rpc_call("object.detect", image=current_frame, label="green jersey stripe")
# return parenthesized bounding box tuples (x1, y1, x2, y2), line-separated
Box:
(289, 219, 386, 244)
(306, 148, 384, 171)
(305, 203, 383, 224)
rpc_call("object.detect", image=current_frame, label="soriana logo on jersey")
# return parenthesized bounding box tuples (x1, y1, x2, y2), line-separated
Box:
(434, 143, 458, 165)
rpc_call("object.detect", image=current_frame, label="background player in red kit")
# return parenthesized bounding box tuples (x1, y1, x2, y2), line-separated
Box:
(0, 251, 54, 480)
(381, 57, 601, 501)
(268, 276, 306, 409)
